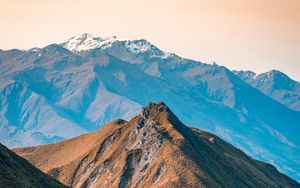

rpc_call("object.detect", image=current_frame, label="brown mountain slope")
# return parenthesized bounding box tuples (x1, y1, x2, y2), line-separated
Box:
(0, 143, 67, 188)
(14, 102, 299, 188)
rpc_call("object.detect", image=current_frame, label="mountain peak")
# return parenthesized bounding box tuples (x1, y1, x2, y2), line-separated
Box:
(139, 102, 183, 128)
(266, 69, 289, 79)
(141, 102, 168, 118)
(60, 33, 117, 53)
(235, 69, 300, 111)
(59, 33, 174, 58)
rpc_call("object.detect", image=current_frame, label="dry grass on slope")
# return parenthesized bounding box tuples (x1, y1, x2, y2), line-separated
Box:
(14, 102, 300, 188)
(0, 143, 67, 188)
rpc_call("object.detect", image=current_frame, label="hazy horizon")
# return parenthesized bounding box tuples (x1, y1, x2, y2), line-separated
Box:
(1, 0, 299, 81)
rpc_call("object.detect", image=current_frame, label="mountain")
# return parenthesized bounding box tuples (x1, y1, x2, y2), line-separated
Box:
(0, 143, 67, 188)
(14, 102, 300, 188)
(234, 70, 300, 111)
(1, 33, 300, 181)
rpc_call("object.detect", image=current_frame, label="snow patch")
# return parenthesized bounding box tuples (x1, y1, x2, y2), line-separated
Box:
(264, 125, 297, 148)
(124, 40, 152, 54)
(114, 71, 127, 86)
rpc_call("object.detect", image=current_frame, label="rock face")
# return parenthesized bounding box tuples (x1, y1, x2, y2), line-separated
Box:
(14, 103, 299, 188)
(0, 143, 67, 188)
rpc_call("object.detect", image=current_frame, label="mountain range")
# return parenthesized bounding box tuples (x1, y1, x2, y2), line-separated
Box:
(0, 33, 300, 181)
(13, 102, 300, 188)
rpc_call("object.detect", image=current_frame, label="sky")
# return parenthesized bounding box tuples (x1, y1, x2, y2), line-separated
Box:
(1, 0, 300, 81)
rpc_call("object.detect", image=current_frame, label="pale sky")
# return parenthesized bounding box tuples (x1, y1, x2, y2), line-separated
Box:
(1, 0, 300, 81)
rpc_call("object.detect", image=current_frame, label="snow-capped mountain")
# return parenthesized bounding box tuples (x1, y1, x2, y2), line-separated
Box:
(234, 70, 300, 111)
(1, 33, 300, 181)
(61, 33, 170, 56)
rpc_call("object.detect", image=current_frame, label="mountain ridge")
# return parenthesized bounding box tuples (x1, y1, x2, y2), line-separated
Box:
(14, 102, 300, 188)
(234, 69, 300, 111)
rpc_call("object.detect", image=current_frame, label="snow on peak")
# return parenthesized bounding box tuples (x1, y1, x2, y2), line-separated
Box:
(60, 33, 174, 58)
(61, 33, 117, 53)
(124, 39, 173, 58)
(124, 39, 153, 54)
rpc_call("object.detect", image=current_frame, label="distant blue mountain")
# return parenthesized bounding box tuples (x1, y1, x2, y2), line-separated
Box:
(0, 33, 299, 181)
(234, 70, 300, 111)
